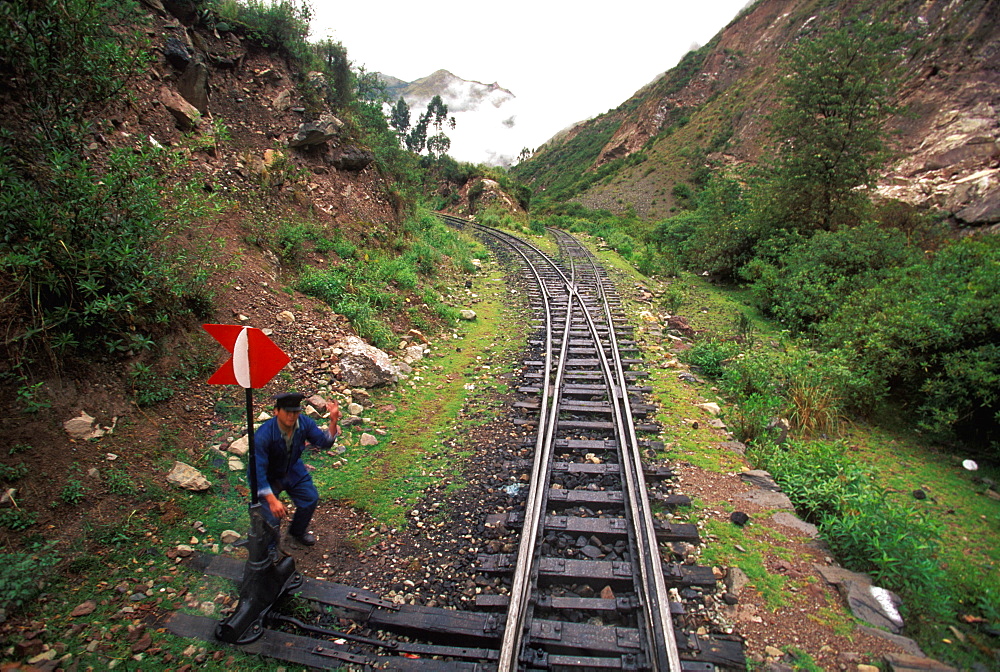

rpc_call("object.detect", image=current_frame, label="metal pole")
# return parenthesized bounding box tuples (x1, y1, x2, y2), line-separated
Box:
(246, 387, 258, 505)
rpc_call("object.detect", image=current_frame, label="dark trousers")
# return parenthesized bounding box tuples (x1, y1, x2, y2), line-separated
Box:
(260, 471, 318, 538)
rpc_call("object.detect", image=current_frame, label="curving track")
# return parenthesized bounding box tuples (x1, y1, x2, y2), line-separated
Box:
(450, 215, 743, 670)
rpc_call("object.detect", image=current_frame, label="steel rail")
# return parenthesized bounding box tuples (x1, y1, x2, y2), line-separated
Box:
(459, 221, 566, 669)
(444, 215, 683, 670)
(552, 229, 682, 672)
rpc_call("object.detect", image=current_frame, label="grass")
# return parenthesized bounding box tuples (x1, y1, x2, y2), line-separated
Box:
(313, 254, 528, 529)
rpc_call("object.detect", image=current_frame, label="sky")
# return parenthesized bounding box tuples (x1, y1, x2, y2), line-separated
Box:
(310, 1, 755, 164)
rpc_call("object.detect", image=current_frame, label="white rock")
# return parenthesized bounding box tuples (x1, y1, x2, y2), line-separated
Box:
(360, 433, 378, 446)
(166, 462, 211, 491)
(696, 402, 721, 416)
(460, 310, 477, 320)
(64, 412, 98, 440)
(175, 544, 194, 557)
(227, 435, 249, 457)
(228, 456, 245, 472)
(220, 530, 241, 544)
(403, 344, 426, 364)
(276, 310, 295, 324)
(347, 402, 364, 416)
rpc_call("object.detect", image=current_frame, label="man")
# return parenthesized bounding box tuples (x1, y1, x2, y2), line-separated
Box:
(252, 392, 340, 546)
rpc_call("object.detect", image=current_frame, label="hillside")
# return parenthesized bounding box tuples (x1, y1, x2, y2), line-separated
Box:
(0, 0, 461, 587)
(514, 0, 1000, 226)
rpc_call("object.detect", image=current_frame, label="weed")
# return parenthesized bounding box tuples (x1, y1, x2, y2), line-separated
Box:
(0, 545, 61, 614)
(130, 362, 175, 406)
(0, 509, 37, 531)
(661, 285, 684, 313)
(8, 443, 31, 456)
(733, 310, 756, 346)
(60, 478, 87, 505)
(0, 462, 29, 482)
(105, 468, 137, 496)
(16, 381, 51, 413)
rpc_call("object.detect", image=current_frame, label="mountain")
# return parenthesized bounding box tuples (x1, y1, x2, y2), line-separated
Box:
(513, 0, 1000, 227)
(377, 69, 521, 166)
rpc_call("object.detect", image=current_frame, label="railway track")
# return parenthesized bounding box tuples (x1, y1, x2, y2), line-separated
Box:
(168, 217, 745, 670)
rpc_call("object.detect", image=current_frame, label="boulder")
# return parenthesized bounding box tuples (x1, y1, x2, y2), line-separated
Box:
(288, 113, 344, 147)
(956, 185, 1000, 224)
(166, 461, 211, 491)
(227, 435, 249, 457)
(64, 412, 98, 440)
(460, 310, 477, 320)
(177, 56, 210, 113)
(403, 344, 426, 364)
(845, 582, 904, 634)
(666, 315, 695, 336)
(332, 145, 375, 171)
(338, 335, 400, 387)
(696, 402, 721, 415)
(161, 37, 191, 69)
(160, 87, 201, 131)
(883, 653, 958, 672)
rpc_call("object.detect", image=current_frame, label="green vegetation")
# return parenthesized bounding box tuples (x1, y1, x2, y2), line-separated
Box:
(512, 115, 623, 201)
(294, 208, 482, 348)
(0, 545, 61, 615)
(560, 224, 998, 668)
(314, 256, 526, 528)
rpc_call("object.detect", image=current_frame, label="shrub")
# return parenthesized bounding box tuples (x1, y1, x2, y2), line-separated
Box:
(0, 144, 206, 369)
(211, 0, 314, 65)
(681, 339, 739, 378)
(755, 440, 946, 594)
(819, 234, 1000, 445)
(726, 392, 785, 444)
(0, 546, 61, 614)
(0, 0, 152, 126)
(748, 224, 922, 334)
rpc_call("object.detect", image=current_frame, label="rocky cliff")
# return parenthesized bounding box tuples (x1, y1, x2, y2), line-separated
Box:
(521, 0, 1000, 227)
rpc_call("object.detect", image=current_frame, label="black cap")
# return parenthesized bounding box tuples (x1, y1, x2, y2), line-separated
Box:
(274, 392, 305, 411)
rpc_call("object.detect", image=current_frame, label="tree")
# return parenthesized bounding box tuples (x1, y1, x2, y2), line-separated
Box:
(758, 20, 903, 235)
(312, 39, 352, 108)
(427, 133, 451, 158)
(405, 110, 429, 153)
(402, 95, 455, 156)
(389, 98, 411, 141)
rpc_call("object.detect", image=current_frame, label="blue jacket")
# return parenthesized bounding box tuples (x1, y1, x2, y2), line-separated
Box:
(252, 414, 334, 498)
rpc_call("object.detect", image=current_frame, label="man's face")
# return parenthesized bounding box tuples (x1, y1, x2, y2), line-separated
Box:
(276, 407, 300, 431)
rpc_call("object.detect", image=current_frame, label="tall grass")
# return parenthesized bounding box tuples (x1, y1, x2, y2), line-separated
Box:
(294, 208, 485, 347)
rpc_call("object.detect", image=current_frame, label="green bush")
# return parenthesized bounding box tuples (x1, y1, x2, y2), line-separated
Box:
(746, 224, 922, 333)
(0, 144, 207, 368)
(0, 546, 61, 614)
(726, 392, 785, 444)
(0, 0, 152, 126)
(818, 234, 1000, 444)
(681, 339, 739, 378)
(755, 440, 946, 594)
(210, 0, 314, 64)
